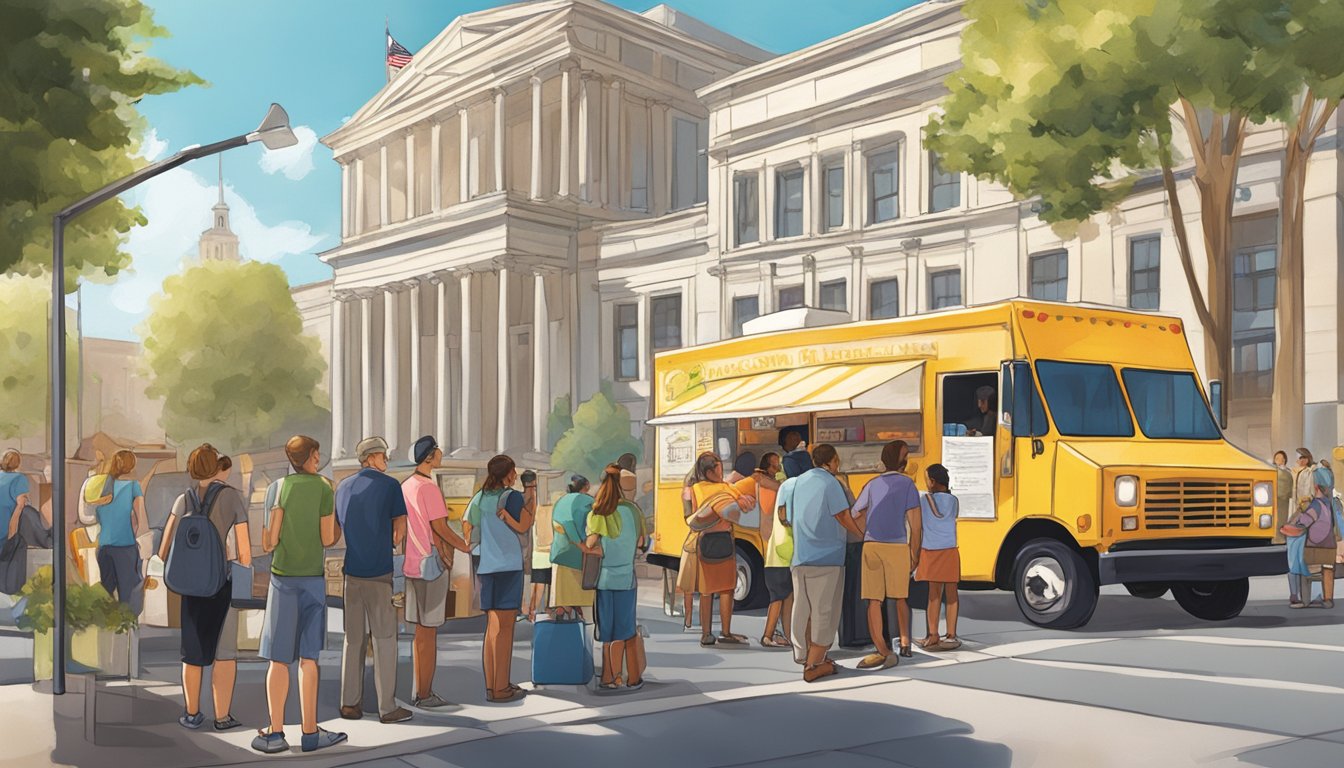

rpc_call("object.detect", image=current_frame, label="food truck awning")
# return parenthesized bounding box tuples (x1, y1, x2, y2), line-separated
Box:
(647, 360, 923, 426)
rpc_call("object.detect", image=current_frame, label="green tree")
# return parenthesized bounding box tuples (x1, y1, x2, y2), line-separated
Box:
(139, 260, 328, 453)
(550, 388, 642, 481)
(0, 275, 76, 440)
(1, 0, 201, 287)
(546, 393, 573, 452)
(926, 0, 1298, 392)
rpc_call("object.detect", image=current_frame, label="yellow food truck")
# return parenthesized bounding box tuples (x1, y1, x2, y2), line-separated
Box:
(647, 299, 1284, 629)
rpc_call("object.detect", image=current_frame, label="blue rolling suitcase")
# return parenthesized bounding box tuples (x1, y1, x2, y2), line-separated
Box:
(532, 618, 594, 686)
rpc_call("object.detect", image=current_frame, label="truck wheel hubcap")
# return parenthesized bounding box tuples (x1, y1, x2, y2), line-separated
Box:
(1022, 557, 1067, 612)
(734, 555, 749, 601)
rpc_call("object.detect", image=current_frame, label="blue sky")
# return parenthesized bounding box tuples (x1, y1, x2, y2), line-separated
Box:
(83, 0, 920, 340)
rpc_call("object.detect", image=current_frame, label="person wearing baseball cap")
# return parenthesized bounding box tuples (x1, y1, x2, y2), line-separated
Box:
(336, 437, 412, 724)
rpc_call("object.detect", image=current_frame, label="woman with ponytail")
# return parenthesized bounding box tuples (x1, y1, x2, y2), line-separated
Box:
(95, 450, 148, 612)
(585, 465, 647, 690)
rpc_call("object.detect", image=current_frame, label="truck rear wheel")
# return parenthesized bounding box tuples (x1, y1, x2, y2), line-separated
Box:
(1124, 582, 1169, 599)
(1171, 578, 1249, 621)
(1012, 538, 1098, 629)
(733, 543, 769, 611)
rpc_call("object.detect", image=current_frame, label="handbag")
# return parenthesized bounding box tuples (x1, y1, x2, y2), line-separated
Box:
(1280, 523, 1305, 538)
(698, 530, 735, 563)
(580, 550, 602, 591)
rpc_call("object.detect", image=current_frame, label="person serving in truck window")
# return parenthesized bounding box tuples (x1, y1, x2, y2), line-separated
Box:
(966, 386, 996, 437)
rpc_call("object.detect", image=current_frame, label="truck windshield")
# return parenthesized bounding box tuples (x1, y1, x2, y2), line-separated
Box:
(1121, 369, 1221, 440)
(1035, 361, 1135, 437)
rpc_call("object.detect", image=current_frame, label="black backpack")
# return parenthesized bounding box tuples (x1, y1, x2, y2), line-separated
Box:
(164, 483, 229, 597)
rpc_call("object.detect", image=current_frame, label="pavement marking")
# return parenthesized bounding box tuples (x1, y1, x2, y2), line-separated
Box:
(1012, 657, 1344, 697)
(974, 636, 1118, 659)
(1142, 634, 1344, 655)
(400, 754, 465, 768)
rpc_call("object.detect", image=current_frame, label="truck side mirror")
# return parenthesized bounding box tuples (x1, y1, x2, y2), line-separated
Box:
(1209, 380, 1227, 430)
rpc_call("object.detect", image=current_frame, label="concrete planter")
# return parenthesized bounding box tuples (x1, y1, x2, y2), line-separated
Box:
(32, 628, 131, 681)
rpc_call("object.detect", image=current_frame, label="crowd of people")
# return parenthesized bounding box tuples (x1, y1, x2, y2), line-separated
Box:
(1271, 447, 1343, 608)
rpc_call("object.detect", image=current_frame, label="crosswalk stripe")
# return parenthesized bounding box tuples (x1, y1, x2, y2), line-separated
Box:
(1013, 657, 1344, 696)
(1141, 634, 1344, 655)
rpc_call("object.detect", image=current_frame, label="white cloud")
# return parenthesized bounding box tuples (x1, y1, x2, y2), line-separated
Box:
(138, 129, 168, 161)
(257, 124, 319, 180)
(106, 165, 326, 319)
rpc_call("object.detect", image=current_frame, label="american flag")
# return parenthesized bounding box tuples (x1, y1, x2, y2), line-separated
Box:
(387, 32, 413, 70)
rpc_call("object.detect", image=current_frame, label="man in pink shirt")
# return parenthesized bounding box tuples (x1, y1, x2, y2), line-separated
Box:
(401, 436, 469, 709)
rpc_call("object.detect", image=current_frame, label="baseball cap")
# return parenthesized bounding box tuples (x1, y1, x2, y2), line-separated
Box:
(411, 435, 439, 465)
(356, 436, 388, 461)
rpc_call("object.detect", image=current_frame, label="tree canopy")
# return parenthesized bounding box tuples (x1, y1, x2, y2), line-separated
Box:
(550, 386, 642, 481)
(0, 276, 76, 440)
(139, 259, 328, 453)
(1, 0, 201, 289)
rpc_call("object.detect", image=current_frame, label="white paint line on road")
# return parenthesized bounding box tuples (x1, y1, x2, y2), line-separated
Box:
(1141, 634, 1344, 655)
(1012, 657, 1344, 697)
(975, 637, 1118, 659)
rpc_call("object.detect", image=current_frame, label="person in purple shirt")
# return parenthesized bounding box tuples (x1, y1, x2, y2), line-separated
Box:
(851, 441, 923, 669)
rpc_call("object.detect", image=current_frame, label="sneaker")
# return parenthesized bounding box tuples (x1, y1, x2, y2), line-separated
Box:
(379, 707, 414, 724)
(178, 711, 205, 730)
(251, 731, 289, 754)
(412, 693, 456, 710)
(300, 727, 348, 753)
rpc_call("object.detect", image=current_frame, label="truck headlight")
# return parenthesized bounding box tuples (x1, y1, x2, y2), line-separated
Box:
(1253, 482, 1272, 507)
(1258, 513, 1273, 529)
(1115, 476, 1139, 507)
(1121, 515, 1139, 531)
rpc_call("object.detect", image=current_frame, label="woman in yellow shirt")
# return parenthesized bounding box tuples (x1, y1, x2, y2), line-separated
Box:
(686, 452, 756, 647)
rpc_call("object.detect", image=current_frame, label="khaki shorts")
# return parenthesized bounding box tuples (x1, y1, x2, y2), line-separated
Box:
(792, 565, 843, 649)
(405, 571, 450, 628)
(215, 607, 239, 662)
(861, 542, 911, 601)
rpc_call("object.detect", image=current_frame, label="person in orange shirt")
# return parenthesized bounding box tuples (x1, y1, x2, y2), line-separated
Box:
(687, 452, 756, 647)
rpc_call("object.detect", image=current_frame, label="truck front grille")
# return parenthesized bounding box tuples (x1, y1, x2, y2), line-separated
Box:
(1142, 479, 1254, 530)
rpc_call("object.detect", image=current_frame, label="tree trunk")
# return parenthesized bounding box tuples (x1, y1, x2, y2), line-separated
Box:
(1271, 95, 1336, 453)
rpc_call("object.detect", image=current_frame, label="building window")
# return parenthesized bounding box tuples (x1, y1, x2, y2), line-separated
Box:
(732, 295, 759, 337)
(824, 164, 845, 232)
(672, 118, 708, 210)
(1029, 250, 1069, 302)
(820, 279, 847, 312)
(870, 278, 900, 319)
(734, 174, 759, 246)
(774, 167, 805, 239)
(614, 303, 638, 381)
(1128, 236, 1161, 310)
(929, 269, 962, 310)
(650, 293, 683, 351)
(868, 148, 900, 224)
(1232, 245, 1277, 398)
(928, 152, 960, 213)
(778, 285, 805, 311)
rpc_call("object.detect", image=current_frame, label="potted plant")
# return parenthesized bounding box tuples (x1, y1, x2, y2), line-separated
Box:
(17, 566, 138, 680)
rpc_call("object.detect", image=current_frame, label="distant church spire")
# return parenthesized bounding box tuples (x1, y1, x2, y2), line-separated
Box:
(199, 156, 240, 262)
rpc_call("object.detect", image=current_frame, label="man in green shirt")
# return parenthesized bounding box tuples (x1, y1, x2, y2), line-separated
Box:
(254, 436, 346, 755)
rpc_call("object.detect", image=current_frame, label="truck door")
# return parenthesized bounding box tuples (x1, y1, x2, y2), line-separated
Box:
(1004, 360, 1053, 519)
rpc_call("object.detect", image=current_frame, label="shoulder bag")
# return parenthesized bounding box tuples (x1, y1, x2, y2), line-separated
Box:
(689, 491, 736, 564)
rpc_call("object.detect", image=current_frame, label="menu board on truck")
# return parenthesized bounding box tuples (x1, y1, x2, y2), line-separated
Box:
(660, 425, 695, 481)
(942, 436, 996, 519)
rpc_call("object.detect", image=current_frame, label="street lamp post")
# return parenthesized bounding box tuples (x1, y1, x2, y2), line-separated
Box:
(48, 104, 297, 695)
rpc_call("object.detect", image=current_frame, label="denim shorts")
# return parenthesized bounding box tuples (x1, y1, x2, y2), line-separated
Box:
(259, 575, 326, 664)
(480, 570, 523, 612)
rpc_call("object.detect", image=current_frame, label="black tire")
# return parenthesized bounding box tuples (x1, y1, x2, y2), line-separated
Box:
(1011, 538, 1098, 629)
(733, 543, 769, 611)
(1124, 582, 1169, 599)
(1171, 578, 1249, 621)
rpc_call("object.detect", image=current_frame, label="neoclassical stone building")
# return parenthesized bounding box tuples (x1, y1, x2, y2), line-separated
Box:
(320, 0, 768, 467)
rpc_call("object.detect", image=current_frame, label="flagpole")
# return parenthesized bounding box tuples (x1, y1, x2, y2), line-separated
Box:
(385, 17, 392, 83)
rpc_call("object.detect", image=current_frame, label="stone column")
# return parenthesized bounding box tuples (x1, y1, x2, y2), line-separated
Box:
(803, 254, 817, 307)
(809, 143, 822, 235)
(459, 105, 471, 201)
(360, 293, 373, 439)
(331, 294, 346, 457)
(849, 140, 863, 230)
(558, 65, 573, 198)
(848, 245, 865, 321)
(493, 87, 506, 193)
(354, 156, 366, 234)
(408, 280, 422, 438)
(430, 121, 442, 212)
(434, 276, 451, 449)
(459, 271, 477, 450)
(379, 143, 390, 226)
(340, 163, 352, 239)
(607, 79, 623, 208)
(651, 103, 668, 216)
(496, 266, 512, 451)
(405, 130, 416, 218)
(530, 75, 543, 200)
(578, 74, 592, 202)
(532, 271, 550, 453)
(383, 287, 400, 454)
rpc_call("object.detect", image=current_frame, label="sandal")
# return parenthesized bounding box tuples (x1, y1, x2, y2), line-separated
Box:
(917, 636, 941, 649)
(1319, 600, 1335, 609)
(1290, 600, 1306, 609)
(700, 634, 717, 647)
(626, 678, 645, 691)
(899, 645, 913, 658)
(598, 679, 623, 691)
(486, 688, 526, 703)
(718, 633, 748, 645)
(938, 636, 963, 651)
(760, 636, 788, 649)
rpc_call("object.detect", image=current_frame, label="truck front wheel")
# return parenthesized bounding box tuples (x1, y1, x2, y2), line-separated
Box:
(1012, 538, 1098, 629)
(733, 544, 769, 611)
(1124, 582, 1169, 599)
(1171, 578, 1249, 621)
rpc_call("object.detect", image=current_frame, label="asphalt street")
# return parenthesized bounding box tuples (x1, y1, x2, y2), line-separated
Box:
(6, 575, 1342, 768)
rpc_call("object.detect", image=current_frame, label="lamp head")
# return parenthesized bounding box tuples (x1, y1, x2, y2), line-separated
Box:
(248, 103, 297, 150)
